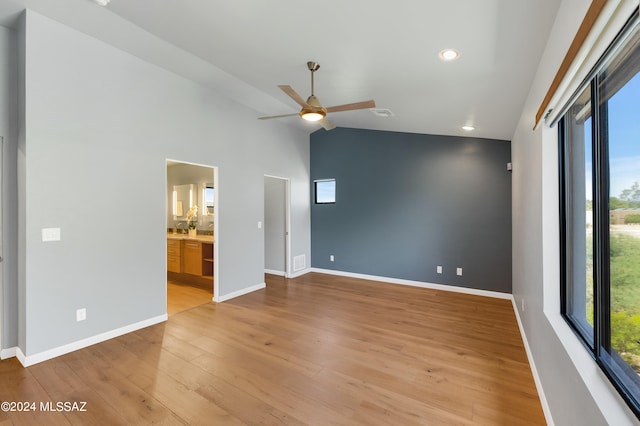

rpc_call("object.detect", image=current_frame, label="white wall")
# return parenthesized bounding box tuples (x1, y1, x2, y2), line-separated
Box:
(512, 0, 640, 424)
(0, 24, 18, 352)
(16, 10, 310, 359)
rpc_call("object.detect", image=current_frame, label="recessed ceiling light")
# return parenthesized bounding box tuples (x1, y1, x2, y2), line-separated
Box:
(94, 0, 110, 6)
(439, 49, 460, 61)
(462, 125, 475, 131)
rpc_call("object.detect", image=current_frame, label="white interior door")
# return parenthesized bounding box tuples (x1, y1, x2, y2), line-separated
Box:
(264, 176, 290, 277)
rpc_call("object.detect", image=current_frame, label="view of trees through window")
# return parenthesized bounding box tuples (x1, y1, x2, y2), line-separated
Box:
(585, 181, 640, 374)
(584, 71, 640, 374)
(561, 13, 640, 415)
(606, 69, 640, 374)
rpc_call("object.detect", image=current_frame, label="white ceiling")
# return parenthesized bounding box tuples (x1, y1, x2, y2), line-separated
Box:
(0, 0, 562, 140)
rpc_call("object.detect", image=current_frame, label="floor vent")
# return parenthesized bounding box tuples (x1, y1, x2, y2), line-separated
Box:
(293, 255, 306, 271)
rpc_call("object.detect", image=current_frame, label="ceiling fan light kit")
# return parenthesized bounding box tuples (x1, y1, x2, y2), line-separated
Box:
(259, 61, 376, 131)
(300, 109, 325, 121)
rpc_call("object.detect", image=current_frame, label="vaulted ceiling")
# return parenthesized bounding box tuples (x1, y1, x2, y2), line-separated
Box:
(0, 0, 562, 140)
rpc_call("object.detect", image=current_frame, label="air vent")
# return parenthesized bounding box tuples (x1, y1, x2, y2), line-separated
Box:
(293, 255, 306, 272)
(370, 108, 394, 117)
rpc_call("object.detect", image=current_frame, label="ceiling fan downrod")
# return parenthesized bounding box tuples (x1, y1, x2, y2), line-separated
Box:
(307, 61, 320, 96)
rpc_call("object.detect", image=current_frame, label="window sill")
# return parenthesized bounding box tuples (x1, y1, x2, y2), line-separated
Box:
(545, 309, 637, 424)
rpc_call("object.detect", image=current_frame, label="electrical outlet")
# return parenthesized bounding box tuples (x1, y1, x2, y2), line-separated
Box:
(330, 255, 334, 262)
(42, 227, 61, 242)
(456, 267, 463, 276)
(258, 221, 262, 229)
(76, 308, 86, 322)
(436, 265, 443, 274)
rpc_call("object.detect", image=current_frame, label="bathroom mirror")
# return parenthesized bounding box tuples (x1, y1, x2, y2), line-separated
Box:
(172, 183, 197, 220)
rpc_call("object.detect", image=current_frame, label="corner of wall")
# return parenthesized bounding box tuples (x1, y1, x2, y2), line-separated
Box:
(16, 8, 26, 355)
(0, 10, 22, 352)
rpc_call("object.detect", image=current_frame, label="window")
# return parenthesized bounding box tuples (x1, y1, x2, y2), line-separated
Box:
(559, 12, 640, 417)
(314, 179, 336, 204)
(204, 186, 214, 215)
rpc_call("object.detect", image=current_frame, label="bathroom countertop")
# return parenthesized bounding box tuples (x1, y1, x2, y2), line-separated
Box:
(167, 233, 214, 243)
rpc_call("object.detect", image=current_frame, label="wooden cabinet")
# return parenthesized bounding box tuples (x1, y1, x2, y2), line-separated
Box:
(201, 243, 214, 278)
(183, 241, 203, 276)
(167, 237, 214, 279)
(167, 238, 182, 273)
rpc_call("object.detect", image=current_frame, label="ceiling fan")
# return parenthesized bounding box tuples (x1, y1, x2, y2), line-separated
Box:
(258, 61, 376, 131)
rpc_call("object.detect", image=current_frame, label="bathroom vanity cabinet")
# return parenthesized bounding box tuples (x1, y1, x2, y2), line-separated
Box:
(167, 238, 182, 273)
(167, 235, 214, 279)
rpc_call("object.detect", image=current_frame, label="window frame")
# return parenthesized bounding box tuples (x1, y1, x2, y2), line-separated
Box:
(558, 10, 640, 418)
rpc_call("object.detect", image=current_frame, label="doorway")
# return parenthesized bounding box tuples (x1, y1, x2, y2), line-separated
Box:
(166, 160, 218, 315)
(264, 175, 290, 278)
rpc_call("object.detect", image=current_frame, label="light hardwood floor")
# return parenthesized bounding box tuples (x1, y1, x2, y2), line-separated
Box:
(167, 278, 213, 316)
(0, 273, 545, 425)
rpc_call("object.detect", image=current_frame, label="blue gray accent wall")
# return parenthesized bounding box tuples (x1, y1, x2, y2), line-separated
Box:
(311, 127, 512, 293)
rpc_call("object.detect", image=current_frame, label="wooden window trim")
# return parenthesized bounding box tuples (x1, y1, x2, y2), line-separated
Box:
(534, 0, 608, 128)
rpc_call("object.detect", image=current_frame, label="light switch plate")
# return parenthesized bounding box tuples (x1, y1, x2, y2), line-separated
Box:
(437, 265, 443, 274)
(456, 267, 463, 276)
(42, 228, 61, 242)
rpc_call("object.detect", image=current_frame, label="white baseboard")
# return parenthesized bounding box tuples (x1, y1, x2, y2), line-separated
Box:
(217, 282, 266, 302)
(17, 314, 167, 367)
(0, 347, 17, 360)
(264, 269, 286, 277)
(309, 268, 512, 300)
(511, 298, 554, 426)
(16, 347, 26, 365)
(288, 267, 311, 279)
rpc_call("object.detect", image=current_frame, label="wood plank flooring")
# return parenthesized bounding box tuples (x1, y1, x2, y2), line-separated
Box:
(0, 273, 545, 425)
(167, 278, 213, 316)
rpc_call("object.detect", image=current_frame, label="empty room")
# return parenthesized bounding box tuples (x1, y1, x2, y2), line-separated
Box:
(0, 0, 639, 424)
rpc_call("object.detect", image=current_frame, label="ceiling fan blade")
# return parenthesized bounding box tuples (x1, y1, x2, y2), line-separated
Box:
(326, 100, 376, 113)
(278, 85, 310, 108)
(319, 118, 336, 131)
(258, 113, 299, 120)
